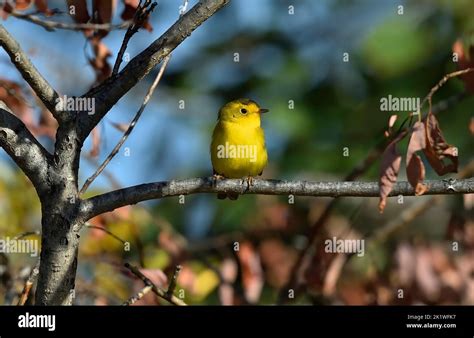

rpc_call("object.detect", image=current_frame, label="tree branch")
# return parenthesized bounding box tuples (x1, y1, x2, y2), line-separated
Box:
(0, 101, 51, 197)
(77, 0, 229, 141)
(0, 24, 63, 122)
(124, 262, 186, 306)
(79, 177, 473, 221)
(7, 9, 131, 32)
(112, 0, 157, 76)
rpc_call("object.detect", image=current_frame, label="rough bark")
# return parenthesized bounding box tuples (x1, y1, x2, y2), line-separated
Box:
(35, 119, 83, 305)
(0, 102, 52, 197)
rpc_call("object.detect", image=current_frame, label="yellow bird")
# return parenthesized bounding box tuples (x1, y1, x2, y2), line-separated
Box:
(211, 98, 269, 200)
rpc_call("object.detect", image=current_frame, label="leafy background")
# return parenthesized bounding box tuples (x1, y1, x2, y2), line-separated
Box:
(0, 0, 473, 305)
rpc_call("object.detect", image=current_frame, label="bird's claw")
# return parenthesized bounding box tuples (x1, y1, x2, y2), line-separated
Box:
(212, 174, 225, 187)
(242, 176, 254, 191)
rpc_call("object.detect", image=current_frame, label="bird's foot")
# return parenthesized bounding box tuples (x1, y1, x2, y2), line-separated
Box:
(212, 173, 225, 187)
(242, 175, 254, 191)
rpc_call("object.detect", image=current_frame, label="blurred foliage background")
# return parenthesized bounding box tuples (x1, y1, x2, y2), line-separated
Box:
(0, 0, 473, 305)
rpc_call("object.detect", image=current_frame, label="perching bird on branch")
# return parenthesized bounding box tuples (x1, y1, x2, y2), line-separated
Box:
(211, 99, 269, 200)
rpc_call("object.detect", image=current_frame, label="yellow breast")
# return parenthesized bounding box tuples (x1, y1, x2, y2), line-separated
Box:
(211, 120, 268, 178)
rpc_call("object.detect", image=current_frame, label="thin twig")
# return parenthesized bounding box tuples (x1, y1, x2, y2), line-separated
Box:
(166, 265, 182, 297)
(17, 258, 40, 305)
(124, 263, 187, 306)
(420, 68, 474, 111)
(85, 224, 127, 245)
(122, 285, 153, 305)
(80, 55, 171, 194)
(112, 0, 157, 76)
(13, 231, 40, 240)
(6, 8, 131, 32)
(82, 154, 122, 191)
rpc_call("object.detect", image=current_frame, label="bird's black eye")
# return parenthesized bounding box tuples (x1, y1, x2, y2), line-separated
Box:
(240, 108, 248, 114)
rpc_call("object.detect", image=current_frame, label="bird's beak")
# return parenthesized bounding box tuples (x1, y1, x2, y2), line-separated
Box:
(259, 108, 269, 114)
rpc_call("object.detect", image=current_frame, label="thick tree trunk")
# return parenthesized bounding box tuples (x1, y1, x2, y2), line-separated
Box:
(35, 199, 81, 305)
(35, 121, 82, 305)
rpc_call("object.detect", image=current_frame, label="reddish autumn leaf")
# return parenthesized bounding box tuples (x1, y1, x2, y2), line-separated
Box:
(121, 0, 153, 31)
(89, 126, 101, 157)
(0, 79, 33, 122)
(237, 241, 263, 304)
(121, 0, 138, 20)
(0, 79, 57, 139)
(423, 112, 458, 175)
(452, 39, 474, 94)
(34, 0, 53, 16)
(66, 0, 92, 36)
(407, 154, 428, 196)
(406, 122, 428, 195)
(89, 36, 113, 83)
(92, 0, 116, 38)
(470, 117, 474, 135)
(12, 0, 32, 10)
(378, 131, 407, 213)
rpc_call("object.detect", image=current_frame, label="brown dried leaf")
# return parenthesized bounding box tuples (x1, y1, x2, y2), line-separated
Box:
(89, 36, 112, 83)
(66, 0, 92, 36)
(13, 0, 33, 10)
(34, 0, 53, 16)
(470, 117, 474, 135)
(406, 122, 428, 195)
(378, 131, 406, 213)
(0, 79, 31, 119)
(92, 0, 116, 38)
(89, 126, 101, 157)
(423, 112, 458, 175)
(406, 154, 428, 196)
(121, 0, 138, 20)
